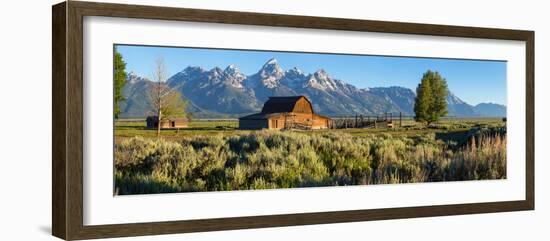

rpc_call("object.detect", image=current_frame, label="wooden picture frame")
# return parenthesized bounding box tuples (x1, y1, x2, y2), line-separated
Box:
(52, 1, 534, 240)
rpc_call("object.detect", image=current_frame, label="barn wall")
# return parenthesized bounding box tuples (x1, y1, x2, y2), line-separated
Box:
(239, 119, 269, 130)
(273, 113, 331, 129)
(240, 114, 330, 130)
(148, 119, 188, 129)
(297, 113, 313, 127)
(292, 98, 313, 114)
(174, 121, 188, 128)
(268, 115, 286, 129)
(159, 121, 171, 128)
(312, 117, 330, 129)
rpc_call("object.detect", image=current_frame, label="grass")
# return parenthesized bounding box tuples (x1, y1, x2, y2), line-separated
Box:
(115, 118, 504, 140)
(115, 119, 242, 140)
(114, 118, 506, 195)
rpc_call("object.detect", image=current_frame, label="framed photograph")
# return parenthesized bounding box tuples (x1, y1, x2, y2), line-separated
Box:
(52, 1, 534, 240)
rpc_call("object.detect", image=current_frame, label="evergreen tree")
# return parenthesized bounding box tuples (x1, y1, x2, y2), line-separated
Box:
(414, 70, 448, 125)
(114, 48, 127, 119)
(431, 71, 449, 120)
(414, 73, 433, 123)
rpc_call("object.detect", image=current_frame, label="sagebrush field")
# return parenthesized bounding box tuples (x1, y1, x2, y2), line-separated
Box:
(114, 119, 506, 195)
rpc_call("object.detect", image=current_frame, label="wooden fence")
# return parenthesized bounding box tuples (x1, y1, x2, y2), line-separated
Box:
(331, 112, 405, 129)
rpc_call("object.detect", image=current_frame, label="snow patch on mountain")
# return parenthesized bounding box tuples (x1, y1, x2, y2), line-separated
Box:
(305, 69, 339, 91)
(127, 71, 149, 84)
(257, 58, 284, 89)
(223, 65, 246, 89)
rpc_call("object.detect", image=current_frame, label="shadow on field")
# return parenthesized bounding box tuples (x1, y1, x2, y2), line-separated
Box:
(435, 129, 471, 147)
(181, 127, 237, 131)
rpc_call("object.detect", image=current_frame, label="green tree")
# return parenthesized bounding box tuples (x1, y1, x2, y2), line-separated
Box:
(160, 91, 188, 119)
(114, 48, 127, 119)
(414, 70, 448, 125)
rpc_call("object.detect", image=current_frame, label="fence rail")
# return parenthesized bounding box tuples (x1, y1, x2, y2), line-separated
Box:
(330, 112, 404, 129)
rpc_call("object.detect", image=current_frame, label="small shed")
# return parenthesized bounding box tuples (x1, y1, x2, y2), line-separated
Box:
(239, 96, 331, 130)
(146, 116, 188, 129)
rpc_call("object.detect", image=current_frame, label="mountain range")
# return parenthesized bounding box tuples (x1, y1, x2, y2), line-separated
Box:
(119, 58, 506, 118)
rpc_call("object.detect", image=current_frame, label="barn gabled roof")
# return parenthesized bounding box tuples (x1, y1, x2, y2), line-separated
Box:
(260, 96, 312, 114)
(238, 112, 285, 120)
(239, 112, 331, 121)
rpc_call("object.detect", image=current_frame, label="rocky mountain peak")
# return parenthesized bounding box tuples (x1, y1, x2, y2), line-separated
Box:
(314, 69, 329, 79)
(126, 71, 150, 84)
(307, 69, 338, 91)
(285, 67, 306, 80)
(224, 64, 245, 78)
(252, 58, 284, 89)
(259, 58, 283, 77)
(224, 64, 238, 73)
(280, 67, 307, 89)
(127, 71, 139, 84)
(447, 92, 466, 105)
(221, 64, 246, 89)
(286, 67, 304, 76)
(264, 57, 278, 66)
(184, 66, 205, 72)
(211, 66, 224, 76)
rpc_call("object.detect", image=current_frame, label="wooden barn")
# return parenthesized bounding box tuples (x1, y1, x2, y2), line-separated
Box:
(239, 96, 331, 130)
(146, 116, 188, 129)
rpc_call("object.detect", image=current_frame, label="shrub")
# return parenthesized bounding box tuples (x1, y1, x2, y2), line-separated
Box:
(114, 130, 506, 194)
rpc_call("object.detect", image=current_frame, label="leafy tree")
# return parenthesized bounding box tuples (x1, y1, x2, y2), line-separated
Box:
(414, 70, 448, 125)
(148, 57, 188, 138)
(114, 48, 127, 118)
(159, 91, 188, 118)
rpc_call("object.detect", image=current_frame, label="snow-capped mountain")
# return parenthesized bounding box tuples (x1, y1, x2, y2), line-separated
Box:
(223, 65, 246, 89)
(247, 58, 284, 89)
(243, 58, 295, 102)
(166, 65, 261, 114)
(280, 67, 306, 89)
(119, 58, 506, 118)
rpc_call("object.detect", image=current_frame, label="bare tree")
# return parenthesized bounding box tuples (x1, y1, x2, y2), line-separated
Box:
(149, 57, 188, 138)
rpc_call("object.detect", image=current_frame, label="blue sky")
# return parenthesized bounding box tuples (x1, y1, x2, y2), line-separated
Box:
(116, 44, 507, 106)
